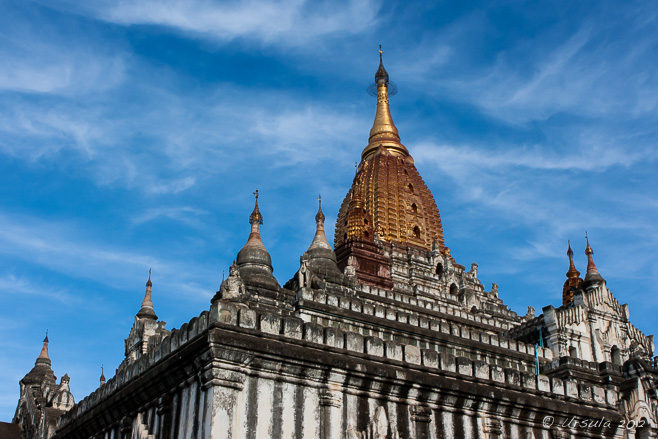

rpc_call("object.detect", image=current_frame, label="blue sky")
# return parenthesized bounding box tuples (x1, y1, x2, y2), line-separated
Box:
(1, 0, 657, 420)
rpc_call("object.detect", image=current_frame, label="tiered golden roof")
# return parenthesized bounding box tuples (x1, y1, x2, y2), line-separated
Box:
(334, 51, 445, 251)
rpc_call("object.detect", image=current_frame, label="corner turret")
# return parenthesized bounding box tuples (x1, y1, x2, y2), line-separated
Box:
(14, 334, 74, 439)
(583, 233, 605, 289)
(236, 190, 280, 289)
(122, 271, 169, 366)
(306, 195, 339, 274)
(136, 269, 157, 320)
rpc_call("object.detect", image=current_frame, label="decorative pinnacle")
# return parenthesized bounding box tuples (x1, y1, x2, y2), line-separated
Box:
(363, 46, 407, 160)
(308, 195, 332, 252)
(566, 240, 580, 279)
(100, 364, 106, 385)
(315, 195, 325, 224)
(249, 190, 264, 225)
(137, 269, 157, 319)
(38, 331, 50, 360)
(585, 231, 593, 255)
(375, 44, 389, 84)
(585, 232, 598, 273)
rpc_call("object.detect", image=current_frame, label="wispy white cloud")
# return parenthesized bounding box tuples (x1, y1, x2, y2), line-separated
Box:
(0, 45, 125, 95)
(0, 84, 365, 195)
(414, 141, 642, 176)
(0, 213, 216, 301)
(253, 106, 364, 166)
(414, 135, 658, 283)
(44, 0, 382, 46)
(396, 7, 658, 126)
(0, 274, 76, 304)
(0, 6, 125, 95)
(147, 177, 197, 195)
(131, 206, 207, 226)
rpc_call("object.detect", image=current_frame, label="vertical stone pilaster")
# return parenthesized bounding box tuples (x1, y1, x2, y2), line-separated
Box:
(155, 397, 169, 439)
(410, 405, 432, 439)
(202, 361, 246, 439)
(483, 418, 503, 439)
(320, 386, 343, 439)
(588, 315, 603, 363)
(550, 429, 569, 439)
(119, 416, 132, 439)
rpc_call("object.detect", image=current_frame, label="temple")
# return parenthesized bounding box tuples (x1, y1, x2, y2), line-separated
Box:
(7, 52, 657, 439)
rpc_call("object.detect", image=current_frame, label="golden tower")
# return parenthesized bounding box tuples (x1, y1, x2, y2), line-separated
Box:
(334, 48, 447, 286)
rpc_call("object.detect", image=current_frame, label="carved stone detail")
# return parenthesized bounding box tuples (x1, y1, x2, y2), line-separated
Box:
(346, 406, 399, 439)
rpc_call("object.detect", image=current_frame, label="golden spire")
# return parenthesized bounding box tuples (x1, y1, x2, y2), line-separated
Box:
(100, 365, 106, 386)
(362, 45, 409, 160)
(562, 240, 583, 305)
(335, 49, 446, 254)
(38, 331, 49, 360)
(137, 268, 157, 319)
(566, 240, 580, 279)
(249, 190, 263, 226)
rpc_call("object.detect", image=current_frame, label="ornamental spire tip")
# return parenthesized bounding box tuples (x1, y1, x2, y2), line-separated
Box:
(315, 195, 325, 224)
(363, 46, 407, 160)
(249, 190, 263, 226)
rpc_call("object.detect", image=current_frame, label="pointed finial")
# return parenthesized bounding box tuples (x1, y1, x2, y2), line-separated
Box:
(363, 45, 407, 160)
(236, 192, 277, 285)
(565, 240, 580, 279)
(38, 331, 50, 360)
(249, 190, 263, 225)
(584, 232, 598, 271)
(137, 269, 157, 319)
(585, 231, 593, 255)
(308, 194, 336, 261)
(375, 45, 389, 84)
(100, 364, 106, 386)
(315, 194, 325, 224)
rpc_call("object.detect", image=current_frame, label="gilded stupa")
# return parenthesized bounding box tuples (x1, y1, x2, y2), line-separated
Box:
(334, 47, 447, 286)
